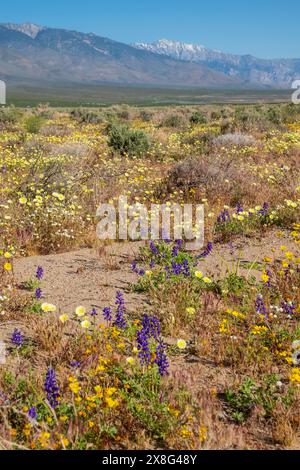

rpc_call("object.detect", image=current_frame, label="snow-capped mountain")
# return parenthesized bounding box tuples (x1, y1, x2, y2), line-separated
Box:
(134, 39, 229, 62)
(2, 22, 44, 39)
(134, 39, 300, 87)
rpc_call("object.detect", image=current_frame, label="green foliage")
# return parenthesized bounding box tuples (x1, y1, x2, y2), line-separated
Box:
(225, 376, 294, 423)
(162, 114, 184, 128)
(225, 378, 257, 423)
(116, 366, 173, 439)
(24, 115, 45, 134)
(107, 123, 150, 157)
(223, 273, 248, 295)
(190, 111, 207, 125)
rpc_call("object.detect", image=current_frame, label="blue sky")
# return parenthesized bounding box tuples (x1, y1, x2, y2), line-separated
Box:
(1, 0, 299, 58)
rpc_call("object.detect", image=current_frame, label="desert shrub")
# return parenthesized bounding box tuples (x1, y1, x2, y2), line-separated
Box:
(107, 123, 150, 157)
(211, 107, 233, 120)
(34, 103, 53, 119)
(162, 114, 184, 128)
(116, 109, 131, 120)
(214, 133, 257, 147)
(163, 154, 257, 204)
(233, 105, 284, 132)
(220, 119, 235, 134)
(281, 103, 300, 123)
(24, 115, 45, 134)
(265, 106, 282, 125)
(70, 108, 102, 124)
(211, 110, 222, 120)
(190, 111, 207, 125)
(140, 110, 153, 122)
(0, 106, 21, 124)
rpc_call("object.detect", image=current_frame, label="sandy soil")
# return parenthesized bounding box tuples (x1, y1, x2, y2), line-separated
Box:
(12, 230, 294, 316)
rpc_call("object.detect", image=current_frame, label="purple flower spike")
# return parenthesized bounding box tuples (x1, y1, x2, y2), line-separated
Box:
(44, 368, 60, 409)
(11, 329, 24, 347)
(36, 266, 44, 281)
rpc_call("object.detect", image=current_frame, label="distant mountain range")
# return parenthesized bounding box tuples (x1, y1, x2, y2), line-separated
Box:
(0, 23, 299, 89)
(134, 39, 300, 87)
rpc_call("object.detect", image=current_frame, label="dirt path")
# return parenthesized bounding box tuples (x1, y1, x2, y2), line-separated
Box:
(13, 230, 294, 316)
(13, 242, 147, 315)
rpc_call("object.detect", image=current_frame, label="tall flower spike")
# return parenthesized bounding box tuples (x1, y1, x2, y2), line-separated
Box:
(103, 307, 112, 322)
(36, 266, 44, 281)
(114, 291, 127, 329)
(155, 340, 169, 376)
(255, 295, 268, 318)
(44, 368, 60, 409)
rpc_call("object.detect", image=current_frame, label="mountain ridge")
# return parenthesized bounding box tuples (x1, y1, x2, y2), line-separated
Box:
(0, 23, 241, 87)
(0, 23, 298, 88)
(133, 39, 300, 87)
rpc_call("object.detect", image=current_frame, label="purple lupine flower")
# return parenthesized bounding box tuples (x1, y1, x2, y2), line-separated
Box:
(172, 245, 179, 257)
(183, 259, 191, 277)
(137, 314, 161, 365)
(44, 368, 60, 409)
(155, 340, 169, 376)
(217, 209, 231, 224)
(236, 202, 243, 214)
(172, 261, 183, 276)
(103, 307, 112, 322)
(149, 241, 159, 255)
(35, 288, 42, 300)
(114, 291, 127, 329)
(11, 329, 24, 347)
(137, 314, 168, 374)
(258, 203, 269, 217)
(28, 407, 37, 419)
(36, 266, 44, 281)
(281, 301, 296, 317)
(149, 260, 155, 269)
(131, 261, 138, 273)
(165, 266, 171, 279)
(131, 261, 146, 276)
(136, 314, 160, 364)
(255, 295, 268, 318)
(142, 314, 161, 340)
(197, 241, 213, 259)
(70, 361, 81, 370)
(176, 239, 183, 249)
(90, 308, 98, 317)
(172, 239, 183, 257)
(137, 328, 151, 365)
